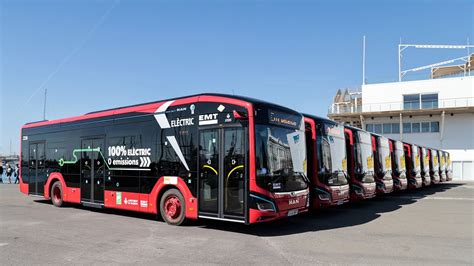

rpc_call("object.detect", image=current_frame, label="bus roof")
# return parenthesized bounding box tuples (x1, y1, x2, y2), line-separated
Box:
(303, 114, 339, 126)
(343, 124, 368, 133)
(23, 93, 300, 129)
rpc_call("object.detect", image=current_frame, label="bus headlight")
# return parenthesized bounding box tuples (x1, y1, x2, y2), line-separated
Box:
(354, 186, 364, 195)
(316, 189, 331, 201)
(250, 194, 276, 212)
(318, 193, 331, 201)
(256, 201, 276, 212)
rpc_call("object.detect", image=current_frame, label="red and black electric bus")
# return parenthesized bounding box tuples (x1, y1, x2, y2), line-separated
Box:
(371, 134, 394, 194)
(304, 115, 349, 208)
(403, 143, 422, 189)
(438, 150, 447, 182)
(428, 148, 440, 184)
(344, 126, 376, 200)
(20, 94, 310, 225)
(445, 151, 453, 181)
(419, 146, 431, 186)
(389, 139, 407, 191)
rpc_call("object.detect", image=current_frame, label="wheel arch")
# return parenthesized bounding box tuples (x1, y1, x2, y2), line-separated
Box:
(149, 176, 198, 220)
(44, 172, 67, 200)
(157, 185, 177, 210)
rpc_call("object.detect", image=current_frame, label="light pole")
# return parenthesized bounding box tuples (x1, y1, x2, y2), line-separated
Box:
(43, 88, 47, 120)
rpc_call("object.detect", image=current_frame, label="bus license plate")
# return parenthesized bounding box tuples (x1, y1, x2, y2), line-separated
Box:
(287, 209, 299, 216)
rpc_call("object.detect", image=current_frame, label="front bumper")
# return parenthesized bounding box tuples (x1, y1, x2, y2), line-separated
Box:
(249, 205, 308, 223)
(312, 185, 350, 208)
(351, 182, 376, 201)
(248, 189, 309, 223)
(376, 179, 394, 194)
(447, 172, 453, 181)
(430, 173, 440, 184)
(408, 177, 422, 189)
(393, 178, 408, 191)
(440, 172, 447, 182)
(421, 175, 431, 186)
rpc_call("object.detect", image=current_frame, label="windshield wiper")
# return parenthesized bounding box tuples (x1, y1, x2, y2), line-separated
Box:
(301, 173, 311, 184)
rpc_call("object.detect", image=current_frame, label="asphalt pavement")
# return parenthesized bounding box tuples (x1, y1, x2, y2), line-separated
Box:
(0, 181, 473, 265)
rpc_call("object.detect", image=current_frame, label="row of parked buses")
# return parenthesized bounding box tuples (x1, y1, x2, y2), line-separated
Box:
(304, 115, 452, 209)
(19, 94, 452, 225)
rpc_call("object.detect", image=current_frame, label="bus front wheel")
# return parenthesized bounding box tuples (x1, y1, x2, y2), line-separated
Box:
(51, 181, 64, 207)
(160, 189, 186, 226)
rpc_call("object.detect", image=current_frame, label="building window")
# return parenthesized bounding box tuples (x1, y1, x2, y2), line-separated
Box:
(367, 121, 438, 134)
(421, 122, 430, 132)
(431, 121, 439, 132)
(412, 122, 421, 133)
(366, 123, 399, 134)
(366, 124, 373, 132)
(374, 124, 382, 134)
(392, 123, 400, 134)
(403, 123, 412, 133)
(403, 93, 439, 110)
(403, 94, 420, 110)
(421, 93, 438, 109)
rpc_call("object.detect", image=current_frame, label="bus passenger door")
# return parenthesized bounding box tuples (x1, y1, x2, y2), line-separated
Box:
(198, 129, 219, 215)
(198, 127, 246, 221)
(223, 127, 246, 217)
(28, 142, 45, 195)
(92, 139, 105, 203)
(81, 140, 93, 202)
(81, 138, 105, 204)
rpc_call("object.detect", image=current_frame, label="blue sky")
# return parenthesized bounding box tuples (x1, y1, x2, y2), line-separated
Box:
(1, 0, 473, 154)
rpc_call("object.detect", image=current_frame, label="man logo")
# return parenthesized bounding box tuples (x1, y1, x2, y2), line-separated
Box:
(289, 199, 299, 205)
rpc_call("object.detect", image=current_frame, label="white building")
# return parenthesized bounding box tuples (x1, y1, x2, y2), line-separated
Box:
(328, 66, 473, 180)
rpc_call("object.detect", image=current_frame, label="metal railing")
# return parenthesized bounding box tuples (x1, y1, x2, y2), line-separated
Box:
(328, 104, 362, 115)
(328, 97, 474, 115)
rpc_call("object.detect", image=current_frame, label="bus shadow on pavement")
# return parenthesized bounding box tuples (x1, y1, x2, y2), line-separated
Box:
(198, 183, 462, 236)
(33, 183, 462, 236)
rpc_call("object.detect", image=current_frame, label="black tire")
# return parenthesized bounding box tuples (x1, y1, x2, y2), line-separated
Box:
(160, 189, 186, 226)
(51, 181, 64, 207)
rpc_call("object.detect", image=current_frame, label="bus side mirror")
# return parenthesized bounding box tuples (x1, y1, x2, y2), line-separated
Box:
(233, 110, 248, 120)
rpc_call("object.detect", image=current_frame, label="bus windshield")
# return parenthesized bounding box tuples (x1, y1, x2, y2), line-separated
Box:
(446, 153, 452, 171)
(431, 150, 439, 168)
(421, 147, 429, 173)
(355, 131, 374, 183)
(411, 145, 421, 174)
(378, 137, 392, 180)
(317, 122, 348, 186)
(394, 141, 406, 175)
(255, 122, 308, 193)
(440, 152, 446, 171)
